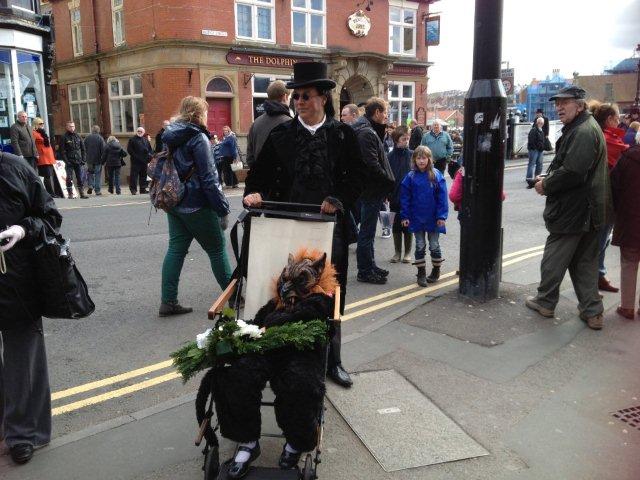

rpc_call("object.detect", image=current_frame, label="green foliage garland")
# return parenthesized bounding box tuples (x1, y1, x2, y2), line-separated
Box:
(171, 317, 328, 383)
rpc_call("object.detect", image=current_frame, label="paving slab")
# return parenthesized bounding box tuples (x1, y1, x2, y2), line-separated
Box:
(327, 369, 488, 472)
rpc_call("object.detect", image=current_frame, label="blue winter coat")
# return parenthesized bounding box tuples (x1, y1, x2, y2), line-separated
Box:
(218, 133, 238, 158)
(161, 121, 229, 216)
(400, 169, 448, 234)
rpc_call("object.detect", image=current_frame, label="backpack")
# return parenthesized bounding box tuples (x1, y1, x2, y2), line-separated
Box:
(148, 149, 195, 212)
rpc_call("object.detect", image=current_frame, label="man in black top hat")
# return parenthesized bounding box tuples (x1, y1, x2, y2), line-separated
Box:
(525, 86, 613, 331)
(244, 62, 365, 386)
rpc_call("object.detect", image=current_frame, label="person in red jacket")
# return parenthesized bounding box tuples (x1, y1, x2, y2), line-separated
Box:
(590, 101, 629, 293)
(32, 117, 58, 197)
(610, 144, 640, 319)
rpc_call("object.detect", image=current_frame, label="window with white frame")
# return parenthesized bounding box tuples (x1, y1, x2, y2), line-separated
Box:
(70, 6, 83, 56)
(10, 1, 37, 12)
(291, 0, 325, 47)
(235, 0, 275, 42)
(109, 76, 143, 134)
(252, 74, 291, 120)
(69, 82, 98, 135)
(112, 0, 125, 46)
(389, 2, 417, 56)
(387, 82, 414, 125)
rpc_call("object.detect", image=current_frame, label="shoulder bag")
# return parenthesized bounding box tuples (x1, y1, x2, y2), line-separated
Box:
(34, 220, 95, 319)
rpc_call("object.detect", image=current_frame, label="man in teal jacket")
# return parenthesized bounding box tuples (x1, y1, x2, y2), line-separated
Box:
(420, 121, 453, 174)
(526, 86, 613, 330)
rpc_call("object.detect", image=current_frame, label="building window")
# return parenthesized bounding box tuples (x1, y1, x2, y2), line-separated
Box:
(112, 0, 125, 46)
(10, 0, 37, 12)
(235, 0, 275, 42)
(387, 81, 414, 125)
(206, 77, 232, 93)
(109, 76, 143, 134)
(291, 0, 325, 47)
(389, 2, 417, 56)
(252, 74, 291, 120)
(70, 6, 83, 56)
(69, 82, 97, 135)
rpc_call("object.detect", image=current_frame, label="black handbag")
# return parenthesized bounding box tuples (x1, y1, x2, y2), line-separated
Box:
(34, 221, 95, 319)
(544, 137, 553, 152)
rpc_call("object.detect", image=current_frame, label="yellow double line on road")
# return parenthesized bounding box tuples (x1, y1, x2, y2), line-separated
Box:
(51, 244, 545, 416)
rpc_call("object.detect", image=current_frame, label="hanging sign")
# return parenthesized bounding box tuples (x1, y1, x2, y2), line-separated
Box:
(425, 16, 440, 46)
(347, 10, 371, 37)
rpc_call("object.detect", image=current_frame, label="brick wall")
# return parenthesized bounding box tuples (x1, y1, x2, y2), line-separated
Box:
(52, 0, 431, 62)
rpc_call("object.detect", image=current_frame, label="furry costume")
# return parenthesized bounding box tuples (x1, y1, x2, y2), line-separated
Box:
(212, 249, 337, 452)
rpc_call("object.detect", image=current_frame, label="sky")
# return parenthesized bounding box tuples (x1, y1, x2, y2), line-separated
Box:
(427, 0, 640, 93)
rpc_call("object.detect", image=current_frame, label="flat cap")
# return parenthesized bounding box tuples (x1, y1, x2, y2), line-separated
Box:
(549, 85, 587, 101)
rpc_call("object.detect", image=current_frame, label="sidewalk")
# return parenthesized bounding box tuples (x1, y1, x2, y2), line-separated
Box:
(2, 257, 639, 480)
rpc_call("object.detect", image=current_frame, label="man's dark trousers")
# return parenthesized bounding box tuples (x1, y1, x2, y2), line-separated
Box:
(65, 163, 83, 191)
(24, 156, 37, 172)
(356, 198, 381, 274)
(130, 162, 148, 193)
(535, 230, 603, 318)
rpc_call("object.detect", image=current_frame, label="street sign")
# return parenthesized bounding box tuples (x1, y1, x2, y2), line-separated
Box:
(501, 68, 514, 95)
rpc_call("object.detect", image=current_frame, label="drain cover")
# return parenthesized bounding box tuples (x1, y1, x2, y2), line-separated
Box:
(612, 406, 640, 431)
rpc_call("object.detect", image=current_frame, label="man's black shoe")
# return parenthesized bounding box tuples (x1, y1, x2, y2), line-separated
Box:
(130, 191, 137, 195)
(278, 445, 302, 470)
(10, 443, 34, 464)
(140, 189, 148, 194)
(228, 442, 260, 479)
(327, 364, 353, 388)
(357, 271, 387, 284)
(159, 302, 193, 317)
(373, 266, 389, 277)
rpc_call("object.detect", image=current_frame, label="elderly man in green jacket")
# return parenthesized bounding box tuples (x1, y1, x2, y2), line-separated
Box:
(525, 86, 613, 330)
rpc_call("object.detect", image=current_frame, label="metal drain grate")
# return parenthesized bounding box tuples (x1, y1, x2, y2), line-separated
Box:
(612, 406, 640, 430)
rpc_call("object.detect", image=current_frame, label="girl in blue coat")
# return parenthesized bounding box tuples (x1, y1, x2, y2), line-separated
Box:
(400, 146, 448, 286)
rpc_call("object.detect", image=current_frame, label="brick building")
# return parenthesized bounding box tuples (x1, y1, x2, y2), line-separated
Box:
(48, 0, 436, 153)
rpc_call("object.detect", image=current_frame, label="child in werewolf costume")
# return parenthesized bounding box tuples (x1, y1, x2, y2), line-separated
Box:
(212, 248, 338, 478)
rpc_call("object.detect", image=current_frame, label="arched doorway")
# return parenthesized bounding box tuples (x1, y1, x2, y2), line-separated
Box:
(340, 75, 374, 111)
(205, 77, 233, 138)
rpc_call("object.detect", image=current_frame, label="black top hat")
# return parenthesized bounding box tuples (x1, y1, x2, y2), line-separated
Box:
(548, 85, 587, 101)
(286, 62, 336, 90)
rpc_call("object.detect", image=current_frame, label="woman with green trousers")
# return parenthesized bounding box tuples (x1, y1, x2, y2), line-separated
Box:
(159, 96, 231, 316)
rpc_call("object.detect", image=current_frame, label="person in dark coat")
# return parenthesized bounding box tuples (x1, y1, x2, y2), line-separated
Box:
(9, 111, 38, 171)
(83, 125, 106, 195)
(159, 97, 231, 317)
(535, 108, 550, 138)
(351, 97, 396, 284)
(60, 121, 87, 198)
(526, 117, 546, 188)
(526, 86, 612, 330)
(244, 61, 367, 391)
(0, 152, 62, 465)
(218, 126, 239, 188)
(246, 80, 292, 168)
(155, 120, 170, 153)
(387, 125, 413, 263)
(408, 119, 423, 151)
(102, 136, 128, 194)
(611, 144, 640, 319)
(127, 127, 153, 195)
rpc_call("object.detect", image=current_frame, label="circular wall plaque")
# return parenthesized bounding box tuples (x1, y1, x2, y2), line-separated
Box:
(347, 10, 371, 38)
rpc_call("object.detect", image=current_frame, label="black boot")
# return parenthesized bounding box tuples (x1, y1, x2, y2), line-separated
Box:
(427, 266, 441, 283)
(327, 322, 352, 388)
(416, 266, 427, 287)
(79, 188, 88, 199)
(159, 301, 193, 317)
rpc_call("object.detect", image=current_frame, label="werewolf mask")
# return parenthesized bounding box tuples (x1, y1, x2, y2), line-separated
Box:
(274, 249, 338, 311)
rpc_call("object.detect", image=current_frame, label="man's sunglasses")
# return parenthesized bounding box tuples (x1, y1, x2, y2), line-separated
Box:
(292, 92, 321, 102)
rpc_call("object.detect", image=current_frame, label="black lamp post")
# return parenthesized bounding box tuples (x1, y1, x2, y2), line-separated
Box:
(458, 0, 507, 301)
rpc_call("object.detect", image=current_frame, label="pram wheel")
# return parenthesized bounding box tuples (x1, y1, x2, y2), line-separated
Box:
(301, 454, 315, 480)
(203, 445, 220, 480)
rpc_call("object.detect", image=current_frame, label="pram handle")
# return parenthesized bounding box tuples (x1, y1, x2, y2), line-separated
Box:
(245, 200, 336, 223)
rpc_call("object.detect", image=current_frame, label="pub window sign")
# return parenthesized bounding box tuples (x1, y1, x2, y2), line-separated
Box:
(425, 16, 440, 46)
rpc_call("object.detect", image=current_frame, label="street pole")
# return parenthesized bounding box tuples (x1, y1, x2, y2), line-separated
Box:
(459, 0, 507, 301)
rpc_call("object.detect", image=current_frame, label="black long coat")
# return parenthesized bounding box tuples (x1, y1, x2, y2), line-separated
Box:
(611, 144, 640, 249)
(244, 116, 366, 213)
(0, 153, 62, 330)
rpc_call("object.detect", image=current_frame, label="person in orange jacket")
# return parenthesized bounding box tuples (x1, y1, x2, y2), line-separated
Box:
(32, 117, 58, 197)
